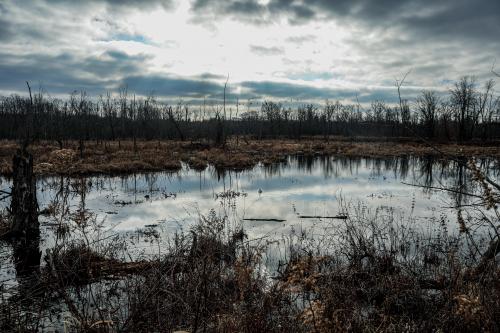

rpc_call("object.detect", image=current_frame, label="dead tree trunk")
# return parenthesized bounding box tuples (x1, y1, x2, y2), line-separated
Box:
(10, 149, 38, 236)
(9, 148, 41, 275)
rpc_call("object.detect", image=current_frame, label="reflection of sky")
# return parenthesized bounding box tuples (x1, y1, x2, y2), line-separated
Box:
(3, 156, 493, 240)
(1, 156, 498, 292)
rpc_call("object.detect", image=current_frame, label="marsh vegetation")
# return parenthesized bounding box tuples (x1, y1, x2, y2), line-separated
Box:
(0, 154, 499, 332)
(0, 75, 499, 332)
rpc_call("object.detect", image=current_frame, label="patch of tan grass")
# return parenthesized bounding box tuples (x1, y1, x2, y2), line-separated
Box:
(1, 138, 499, 176)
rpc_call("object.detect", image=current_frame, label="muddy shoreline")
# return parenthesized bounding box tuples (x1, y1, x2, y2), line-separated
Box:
(1, 138, 499, 176)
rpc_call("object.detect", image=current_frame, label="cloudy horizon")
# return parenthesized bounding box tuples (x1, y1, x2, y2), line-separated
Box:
(1, 0, 499, 106)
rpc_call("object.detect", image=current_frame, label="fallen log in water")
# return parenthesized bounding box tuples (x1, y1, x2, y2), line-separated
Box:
(44, 244, 159, 286)
(299, 215, 348, 219)
(243, 218, 286, 222)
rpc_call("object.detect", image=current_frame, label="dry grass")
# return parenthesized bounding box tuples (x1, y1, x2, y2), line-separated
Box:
(7, 213, 301, 332)
(2, 200, 500, 332)
(1, 138, 499, 176)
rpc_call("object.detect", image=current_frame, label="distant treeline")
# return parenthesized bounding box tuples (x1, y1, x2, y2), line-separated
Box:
(1, 76, 499, 145)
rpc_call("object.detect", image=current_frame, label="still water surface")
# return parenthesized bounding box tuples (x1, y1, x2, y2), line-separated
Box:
(0, 155, 498, 289)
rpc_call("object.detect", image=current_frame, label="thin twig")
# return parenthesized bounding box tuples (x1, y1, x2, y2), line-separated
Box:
(401, 181, 483, 199)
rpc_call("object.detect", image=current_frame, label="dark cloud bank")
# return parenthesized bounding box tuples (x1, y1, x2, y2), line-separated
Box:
(0, 0, 498, 103)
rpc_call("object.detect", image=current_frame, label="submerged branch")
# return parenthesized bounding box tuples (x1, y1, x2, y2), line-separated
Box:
(401, 181, 483, 199)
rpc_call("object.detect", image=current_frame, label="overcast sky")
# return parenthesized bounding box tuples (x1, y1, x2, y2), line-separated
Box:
(1, 0, 499, 105)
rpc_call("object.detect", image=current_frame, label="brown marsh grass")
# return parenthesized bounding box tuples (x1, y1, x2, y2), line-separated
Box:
(1, 138, 499, 176)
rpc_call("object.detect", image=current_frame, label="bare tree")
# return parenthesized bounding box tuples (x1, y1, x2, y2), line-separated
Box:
(416, 90, 439, 138)
(450, 76, 478, 142)
(100, 92, 116, 141)
(477, 79, 498, 140)
(395, 70, 411, 126)
(166, 105, 185, 141)
(370, 100, 387, 123)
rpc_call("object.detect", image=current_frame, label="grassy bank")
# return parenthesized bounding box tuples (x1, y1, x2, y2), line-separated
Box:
(1, 138, 500, 176)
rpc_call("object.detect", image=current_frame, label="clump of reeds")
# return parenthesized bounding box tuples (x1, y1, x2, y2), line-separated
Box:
(277, 201, 500, 332)
(22, 209, 299, 332)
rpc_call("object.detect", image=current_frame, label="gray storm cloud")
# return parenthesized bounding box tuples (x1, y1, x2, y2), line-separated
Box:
(0, 0, 498, 102)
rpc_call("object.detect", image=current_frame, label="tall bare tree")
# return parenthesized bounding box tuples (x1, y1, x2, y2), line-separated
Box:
(416, 90, 440, 138)
(450, 76, 477, 142)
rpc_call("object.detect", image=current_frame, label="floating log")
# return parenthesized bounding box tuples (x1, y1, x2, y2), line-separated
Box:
(243, 218, 286, 222)
(299, 215, 348, 219)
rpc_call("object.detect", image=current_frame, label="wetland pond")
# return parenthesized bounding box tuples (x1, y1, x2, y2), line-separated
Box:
(1, 154, 499, 291)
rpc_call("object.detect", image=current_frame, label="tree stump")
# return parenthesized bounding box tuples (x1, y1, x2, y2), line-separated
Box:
(10, 149, 39, 237)
(9, 148, 40, 275)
